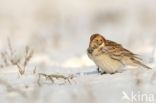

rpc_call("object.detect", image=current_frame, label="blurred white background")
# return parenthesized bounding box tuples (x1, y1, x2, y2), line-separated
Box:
(0, 0, 156, 54)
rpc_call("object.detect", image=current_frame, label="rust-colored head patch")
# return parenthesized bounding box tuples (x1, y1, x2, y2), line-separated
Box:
(90, 33, 106, 43)
(89, 33, 106, 49)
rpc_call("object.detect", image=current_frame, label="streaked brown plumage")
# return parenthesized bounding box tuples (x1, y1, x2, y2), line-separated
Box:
(87, 33, 151, 74)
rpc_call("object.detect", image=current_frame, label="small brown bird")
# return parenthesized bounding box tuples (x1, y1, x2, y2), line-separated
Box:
(87, 33, 151, 74)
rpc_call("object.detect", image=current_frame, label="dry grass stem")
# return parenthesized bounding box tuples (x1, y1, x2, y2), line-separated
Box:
(0, 39, 33, 75)
(37, 73, 74, 86)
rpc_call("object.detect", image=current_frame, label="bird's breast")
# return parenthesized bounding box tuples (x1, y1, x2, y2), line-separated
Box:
(93, 53, 124, 73)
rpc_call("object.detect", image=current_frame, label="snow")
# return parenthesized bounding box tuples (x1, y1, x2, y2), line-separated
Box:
(0, 0, 156, 103)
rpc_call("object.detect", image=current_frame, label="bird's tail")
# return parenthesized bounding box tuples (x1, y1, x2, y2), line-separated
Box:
(139, 62, 152, 69)
(134, 60, 152, 69)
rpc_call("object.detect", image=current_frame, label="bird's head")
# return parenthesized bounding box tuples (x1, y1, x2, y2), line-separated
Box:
(89, 33, 106, 49)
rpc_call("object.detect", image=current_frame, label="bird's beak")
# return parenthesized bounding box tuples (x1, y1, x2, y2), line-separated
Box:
(87, 48, 93, 53)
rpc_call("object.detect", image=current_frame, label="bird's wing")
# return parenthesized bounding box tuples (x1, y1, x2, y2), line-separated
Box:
(102, 40, 151, 69)
(103, 40, 141, 60)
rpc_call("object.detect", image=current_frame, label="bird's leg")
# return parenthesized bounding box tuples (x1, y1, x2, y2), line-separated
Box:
(97, 67, 100, 73)
(97, 67, 106, 75)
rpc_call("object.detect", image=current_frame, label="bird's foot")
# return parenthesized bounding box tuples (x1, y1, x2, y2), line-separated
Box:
(101, 72, 117, 75)
(96, 67, 107, 75)
(100, 71, 107, 75)
(110, 72, 115, 75)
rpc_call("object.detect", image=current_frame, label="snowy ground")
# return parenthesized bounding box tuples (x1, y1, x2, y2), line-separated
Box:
(0, 0, 156, 103)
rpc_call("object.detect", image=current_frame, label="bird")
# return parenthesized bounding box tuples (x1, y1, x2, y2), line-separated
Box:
(87, 33, 151, 74)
